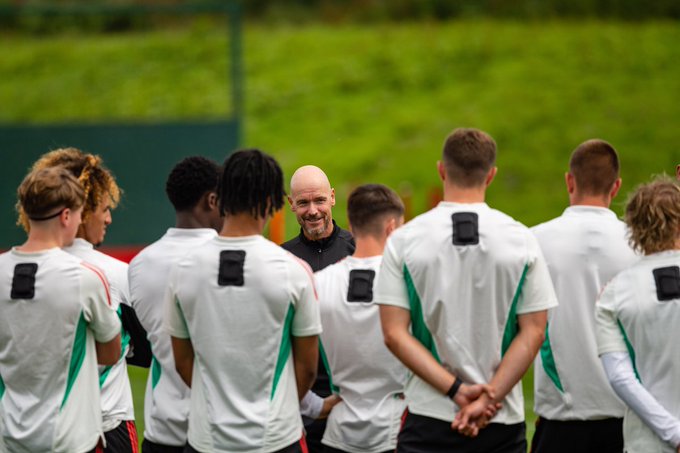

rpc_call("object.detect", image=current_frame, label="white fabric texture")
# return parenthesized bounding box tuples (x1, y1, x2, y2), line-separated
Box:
(64, 238, 135, 432)
(316, 255, 408, 453)
(531, 206, 637, 421)
(0, 247, 120, 452)
(596, 250, 680, 453)
(164, 235, 321, 453)
(375, 202, 558, 425)
(128, 228, 217, 446)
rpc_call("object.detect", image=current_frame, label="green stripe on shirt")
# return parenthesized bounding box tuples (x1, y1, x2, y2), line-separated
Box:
(404, 265, 441, 362)
(62, 312, 88, 409)
(502, 264, 529, 357)
(271, 303, 295, 399)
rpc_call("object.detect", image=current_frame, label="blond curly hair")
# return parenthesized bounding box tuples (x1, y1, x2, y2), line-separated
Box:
(625, 175, 680, 255)
(17, 147, 121, 232)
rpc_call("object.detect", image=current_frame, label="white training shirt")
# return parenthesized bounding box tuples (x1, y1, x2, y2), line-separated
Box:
(376, 201, 558, 425)
(128, 228, 217, 446)
(315, 255, 408, 453)
(64, 238, 135, 433)
(0, 247, 120, 452)
(164, 235, 322, 453)
(531, 206, 637, 420)
(596, 250, 680, 453)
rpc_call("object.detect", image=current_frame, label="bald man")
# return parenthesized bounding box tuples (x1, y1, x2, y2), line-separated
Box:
(282, 166, 354, 452)
(282, 165, 355, 272)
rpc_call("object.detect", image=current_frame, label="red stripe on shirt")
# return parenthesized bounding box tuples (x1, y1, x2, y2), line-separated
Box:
(81, 261, 112, 306)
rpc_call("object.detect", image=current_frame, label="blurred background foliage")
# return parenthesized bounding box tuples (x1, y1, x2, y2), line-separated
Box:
(2, 0, 679, 446)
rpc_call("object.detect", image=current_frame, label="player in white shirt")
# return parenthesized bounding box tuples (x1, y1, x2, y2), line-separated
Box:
(128, 156, 222, 453)
(377, 128, 559, 453)
(315, 184, 407, 453)
(0, 167, 121, 452)
(21, 148, 142, 452)
(165, 149, 321, 453)
(596, 177, 680, 453)
(530, 140, 638, 453)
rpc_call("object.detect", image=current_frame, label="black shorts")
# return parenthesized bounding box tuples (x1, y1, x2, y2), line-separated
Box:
(142, 438, 186, 453)
(89, 421, 139, 453)
(304, 418, 327, 453)
(324, 445, 393, 453)
(530, 417, 623, 453)
(185, 437, 308, 453)
(396, 411, 526, 453)
(104, 420, 139, 453)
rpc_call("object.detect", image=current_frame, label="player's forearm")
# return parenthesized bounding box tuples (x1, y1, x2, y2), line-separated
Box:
(171, 336, 194, 387)
(602, 352, 680, 448)
(489, 312, 546, 401)
(96, 333, 121, 366)
(383, 320, 454, 394)
(292, 336, 318, 401)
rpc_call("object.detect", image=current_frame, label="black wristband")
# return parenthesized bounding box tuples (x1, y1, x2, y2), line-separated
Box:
(447, 377, 463, 400)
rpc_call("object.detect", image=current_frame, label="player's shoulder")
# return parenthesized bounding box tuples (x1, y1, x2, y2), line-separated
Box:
(314, 257, 348, 282)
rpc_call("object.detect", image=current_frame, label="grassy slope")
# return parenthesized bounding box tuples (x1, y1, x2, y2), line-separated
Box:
(2, 20, 679, 444)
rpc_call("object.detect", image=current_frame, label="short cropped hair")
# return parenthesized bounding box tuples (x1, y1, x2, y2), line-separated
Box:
(17, 167, 85, 222)
(348, 184, 404, 238)
(166, 156, 221, 211)
(625, 176, 680, 255)
(569, 139, 620, 196)
(18, 147, 120, 231)
(219, 149, 285, 218)
(442, 128, 497, 187)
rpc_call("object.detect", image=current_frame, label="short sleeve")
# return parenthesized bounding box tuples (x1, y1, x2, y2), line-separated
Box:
(80, 264, 121, 343)
(374, 234, 410, 310)
(516, 235, 559, 315)
(163, 266, 190, 339)
(596, 278, 628, 355)
(289, 258, 322, 337)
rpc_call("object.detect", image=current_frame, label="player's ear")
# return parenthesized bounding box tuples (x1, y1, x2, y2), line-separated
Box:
(437, 161, 446, 182)
(287, 195, 295, 210)
(385, 217, 398, 237)
(485, 167, 497, 187)
(565, 172, 576, 194)
(330, 188, 336, 207)
(610, 178, 622, 199)
(206, 191, 218, 211)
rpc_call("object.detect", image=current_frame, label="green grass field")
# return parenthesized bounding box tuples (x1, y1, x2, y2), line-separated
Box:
(4, 18, 679, 446)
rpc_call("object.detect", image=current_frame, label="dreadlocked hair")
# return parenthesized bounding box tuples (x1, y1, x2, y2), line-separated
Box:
(17, 147, 121, 232)
(218, 149, 285, 218)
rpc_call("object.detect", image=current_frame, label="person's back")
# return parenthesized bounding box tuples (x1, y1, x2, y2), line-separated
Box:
(315, 184, 407, 453)
(385, 201, 544, 423)
(596, 177, 680, 453)
(128, 156, 221, 451)
(0, 167, 120, 452)
(64, 239, 135, 434)
(165, 149, 320, 453)
(531, 140, 638, 453)
(378, 128, 557, 453)
(168, 235, 316, 451)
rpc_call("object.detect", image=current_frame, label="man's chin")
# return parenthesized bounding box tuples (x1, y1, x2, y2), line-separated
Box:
(303, 226, 327, 241)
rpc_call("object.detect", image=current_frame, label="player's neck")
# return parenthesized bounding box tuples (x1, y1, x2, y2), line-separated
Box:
(442, 184, 486, 204)
(220, 213, 266, 237)
(17, 229, 65, 252)
(352, 235, 384, 258)
(175, 211, 210, 229)
(569, 195, 610, 208)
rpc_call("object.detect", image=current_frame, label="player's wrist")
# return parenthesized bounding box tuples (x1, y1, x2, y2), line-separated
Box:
(447, 376, 464, 401)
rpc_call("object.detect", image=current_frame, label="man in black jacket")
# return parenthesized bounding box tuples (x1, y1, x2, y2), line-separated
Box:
(282, 165, 355, 452)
